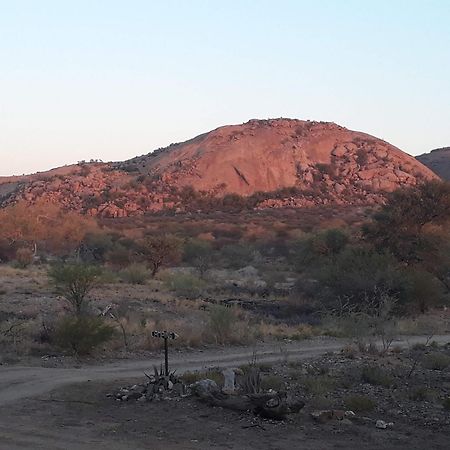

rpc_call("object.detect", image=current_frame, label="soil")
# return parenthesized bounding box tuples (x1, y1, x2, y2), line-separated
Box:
(0, 378, 448, 450)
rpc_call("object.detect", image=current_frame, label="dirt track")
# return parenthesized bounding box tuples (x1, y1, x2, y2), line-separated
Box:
(0, 335, 449, 450)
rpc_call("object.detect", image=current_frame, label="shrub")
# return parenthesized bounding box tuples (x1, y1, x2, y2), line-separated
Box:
(120, 264, 148, 285)
(54, 316, 115, 355)
(302, 375, 334, 395)
(207, 305, 235, 344)
(422, 352, 450, 370)
(361, 366, 393, 387)
(48, 263, 101, 315)
(14, 247, 34, 268)
(164, 273, 206, 299)
(344, 395, 376, 412)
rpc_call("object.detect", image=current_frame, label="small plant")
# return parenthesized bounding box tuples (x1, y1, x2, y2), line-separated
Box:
(164, 273, 206, 299)
(422, 352, 450, 371)
(344, 395, 376, 412)
(361, 366, 393, 387)
(120, 264, 148, 285)
(54, 316, 115, 355)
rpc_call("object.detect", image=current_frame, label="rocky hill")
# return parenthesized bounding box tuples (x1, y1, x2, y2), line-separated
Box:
(416, 147, 450, 180)
(0, 119, 438, 217)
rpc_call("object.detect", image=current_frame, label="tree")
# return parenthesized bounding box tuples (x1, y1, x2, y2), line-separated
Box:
(183, 239, 214, 278)
(48, 264, 101, 315)
(138, 235, 182, 277)
(291, 228, 348, 270)
(363, 180, 450, 264)
(363, 180, 450, 290)
(0, 199, 98, 258)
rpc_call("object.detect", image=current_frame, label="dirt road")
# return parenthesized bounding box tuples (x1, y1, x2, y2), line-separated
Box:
(0, 335, 449, 450)
(1, 335, 448, 406)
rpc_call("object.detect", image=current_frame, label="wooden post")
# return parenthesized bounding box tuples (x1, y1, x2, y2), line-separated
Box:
(164, 336, 169, 376)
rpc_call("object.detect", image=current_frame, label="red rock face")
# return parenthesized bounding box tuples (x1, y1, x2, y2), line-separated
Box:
(126, 118, 437, 195)
(0, 119, 438, 217)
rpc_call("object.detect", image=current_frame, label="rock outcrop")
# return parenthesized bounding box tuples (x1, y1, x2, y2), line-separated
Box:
(0, 119, 438, 217)
(416, 147, 450, 180)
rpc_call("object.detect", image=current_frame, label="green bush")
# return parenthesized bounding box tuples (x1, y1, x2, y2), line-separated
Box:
(344, 395, 376, 412)
(120, 264, 148, 284)
(164, 273, 206, 299)
(54, 316, 115, 355)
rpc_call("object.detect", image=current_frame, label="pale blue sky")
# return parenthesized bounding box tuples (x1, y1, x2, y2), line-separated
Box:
(1, 0, 449, 176)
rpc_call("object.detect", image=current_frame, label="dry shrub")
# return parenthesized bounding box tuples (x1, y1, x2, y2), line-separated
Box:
(14, 248, 34, 268)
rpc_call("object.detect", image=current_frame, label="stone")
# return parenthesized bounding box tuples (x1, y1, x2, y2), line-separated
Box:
(191, 379, 219, 396)
(222, 368, 236, 394)
(375, 420, 393, 429)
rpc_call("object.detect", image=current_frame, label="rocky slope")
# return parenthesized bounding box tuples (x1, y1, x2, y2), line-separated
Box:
(0, 119, 438, 217)
(416, 147, 450, 180)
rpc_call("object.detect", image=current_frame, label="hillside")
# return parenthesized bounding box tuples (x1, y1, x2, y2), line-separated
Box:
(0, 119, 437, 217)
(416, 147, 450, 180)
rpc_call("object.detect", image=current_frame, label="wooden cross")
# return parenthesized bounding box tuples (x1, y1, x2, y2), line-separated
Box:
(151, 330, 178, 376)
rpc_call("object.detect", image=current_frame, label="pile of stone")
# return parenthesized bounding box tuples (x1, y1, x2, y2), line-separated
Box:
(109, 368, 187, 402)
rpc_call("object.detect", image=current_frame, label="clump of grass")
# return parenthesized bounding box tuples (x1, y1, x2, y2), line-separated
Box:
(361, 366, 393, 387)
(302, 375, 334, 395)
(422, 352, 450, 371)
(344, 395, 376, 412)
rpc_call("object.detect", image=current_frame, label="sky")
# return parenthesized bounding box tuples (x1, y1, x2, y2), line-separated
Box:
(0, 0, 449, 176)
